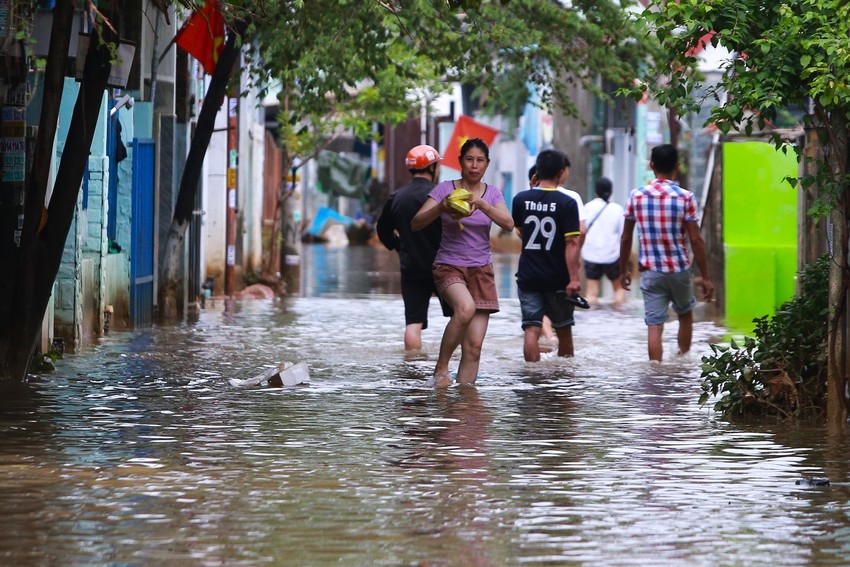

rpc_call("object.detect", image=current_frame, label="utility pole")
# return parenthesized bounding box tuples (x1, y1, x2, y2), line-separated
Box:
(225, 95, 238, 296)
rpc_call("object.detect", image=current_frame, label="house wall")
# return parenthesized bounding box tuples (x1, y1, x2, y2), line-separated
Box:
(139, 0, 178, 114)
(203, 95, 228, 292)
(552, 83, 597, 202)
(172, 120, 192, 304)
(723, 141, 798, 332)
(43, 2, 275, 346)
(82, 99, 109, 343)
(262, 130, 282, 275)
(54, 93, 149, 345)
(55, 208, 84, 349)
(104, 105, 135, 329)
(237, 81, 265, 277)
(385, 118, 421, 194)
(82, 153, 109, 339)
(53, 78, 109, 348)
(156, 113, 176, 309)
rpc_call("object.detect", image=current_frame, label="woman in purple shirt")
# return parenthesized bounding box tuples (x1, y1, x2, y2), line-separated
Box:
(411, 138, 514, 387)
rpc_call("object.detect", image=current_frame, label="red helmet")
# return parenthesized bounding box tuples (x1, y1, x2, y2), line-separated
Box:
(405, 145, 441, 170)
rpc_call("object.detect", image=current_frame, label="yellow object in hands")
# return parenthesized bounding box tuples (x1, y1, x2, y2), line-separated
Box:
(447, 188, 473, 216)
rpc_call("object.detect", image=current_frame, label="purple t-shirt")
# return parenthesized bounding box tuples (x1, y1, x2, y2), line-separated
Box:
(429, 180, 505, 267)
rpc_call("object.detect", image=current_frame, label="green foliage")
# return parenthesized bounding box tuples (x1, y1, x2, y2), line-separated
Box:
(29, 346, 62, 374)
(241, 1, 447, 168)
(237, 0, 656, 169)
(627, 0, 850, 209)
(699, 256, 830, 419)
(635, 0, 850, 118)
(476, 68, 531, 133)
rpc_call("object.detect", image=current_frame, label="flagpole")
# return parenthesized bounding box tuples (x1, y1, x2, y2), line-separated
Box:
(158, 1, 193, 64)
(156, 0, 199, 66)
(157, 35, 177, 65)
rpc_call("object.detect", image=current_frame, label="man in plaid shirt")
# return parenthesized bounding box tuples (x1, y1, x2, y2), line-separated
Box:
(619, 144, 714, 361)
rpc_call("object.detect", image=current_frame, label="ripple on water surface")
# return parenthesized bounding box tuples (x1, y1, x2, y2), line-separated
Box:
(1, 297, 849, 565)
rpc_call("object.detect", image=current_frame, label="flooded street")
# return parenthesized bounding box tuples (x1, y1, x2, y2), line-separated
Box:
(2, 244, 849, 565)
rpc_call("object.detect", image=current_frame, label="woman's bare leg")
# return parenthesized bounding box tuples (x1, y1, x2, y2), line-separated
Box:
(434, 283, 476, 387)
(456, 311, 490, 385)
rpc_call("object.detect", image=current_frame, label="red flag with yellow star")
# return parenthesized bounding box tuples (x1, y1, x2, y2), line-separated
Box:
(441, 115, 499, 171)
(175, 0, 225, 74)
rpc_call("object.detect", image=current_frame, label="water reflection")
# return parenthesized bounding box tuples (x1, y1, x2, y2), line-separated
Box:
(0, 246, 849, 565)
(301, 243, 402, 297)
(301, 243, 519, 299)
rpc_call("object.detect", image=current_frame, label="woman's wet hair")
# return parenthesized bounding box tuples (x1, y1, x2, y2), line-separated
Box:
(459, 137, 490, 161)
(595, 176, 613, 201)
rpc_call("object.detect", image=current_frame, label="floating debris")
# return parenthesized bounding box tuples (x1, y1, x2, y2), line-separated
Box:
(229, 361, 310, 388)
(795, 477, 830, 487)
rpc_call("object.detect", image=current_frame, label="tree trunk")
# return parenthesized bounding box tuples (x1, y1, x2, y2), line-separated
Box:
(826, 111, 850, 426)
(827, 199, 849, 426)
(800, 126, 827, 270)
(0, 22, 113, 384)
(279, 168, 302, 295)
(158, 21, 247, 320)
(0, 1, 73, 361)
(264, 152, 295, 277)
(668, 107, 679, 149)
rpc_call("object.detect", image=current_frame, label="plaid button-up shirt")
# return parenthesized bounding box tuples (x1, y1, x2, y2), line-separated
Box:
(624, 178, 697, 273)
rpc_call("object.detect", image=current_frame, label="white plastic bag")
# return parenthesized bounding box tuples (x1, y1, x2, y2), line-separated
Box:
(228, 361, 310, 388)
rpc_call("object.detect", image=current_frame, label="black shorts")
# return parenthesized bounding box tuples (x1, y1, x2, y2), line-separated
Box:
(401, 271, 438, 329)
(584, 261, 621, 281)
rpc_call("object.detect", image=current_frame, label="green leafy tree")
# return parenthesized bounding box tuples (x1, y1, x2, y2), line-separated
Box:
(241, 0, 656, 271)
(632, 0, 850, 423)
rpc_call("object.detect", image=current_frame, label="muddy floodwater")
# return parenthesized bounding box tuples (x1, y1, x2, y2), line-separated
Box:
(2, 244, 849, 565)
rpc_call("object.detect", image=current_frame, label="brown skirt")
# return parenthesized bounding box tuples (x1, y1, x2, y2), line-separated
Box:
(432, 263, 499, 313)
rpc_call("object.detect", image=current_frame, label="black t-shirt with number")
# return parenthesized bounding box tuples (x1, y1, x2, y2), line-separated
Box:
(511, 187, 581, 292)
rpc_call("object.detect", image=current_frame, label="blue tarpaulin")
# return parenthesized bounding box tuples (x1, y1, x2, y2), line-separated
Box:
(306, 207, 354, 238)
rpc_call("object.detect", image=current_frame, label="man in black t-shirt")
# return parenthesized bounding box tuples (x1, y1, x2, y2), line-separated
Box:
(377, 145, 442, 350)
(511, 149, 582, 360)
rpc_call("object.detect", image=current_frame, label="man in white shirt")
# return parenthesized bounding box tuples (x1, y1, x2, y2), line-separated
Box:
(581, 177, 626, 305)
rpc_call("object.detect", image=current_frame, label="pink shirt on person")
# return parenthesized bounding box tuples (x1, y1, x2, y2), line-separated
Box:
(429, 180, 506, 267)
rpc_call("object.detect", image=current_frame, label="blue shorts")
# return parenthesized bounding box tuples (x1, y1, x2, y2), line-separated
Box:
(639, 269, 696, 326)
(517, 287, 575, 330)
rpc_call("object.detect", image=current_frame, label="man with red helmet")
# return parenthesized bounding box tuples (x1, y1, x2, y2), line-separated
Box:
(377, 144, 443, 350)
